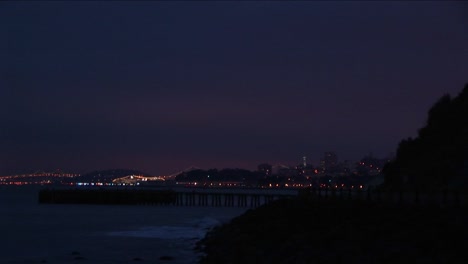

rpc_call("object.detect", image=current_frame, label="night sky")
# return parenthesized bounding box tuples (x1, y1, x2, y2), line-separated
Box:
(1, 2, 467, 176)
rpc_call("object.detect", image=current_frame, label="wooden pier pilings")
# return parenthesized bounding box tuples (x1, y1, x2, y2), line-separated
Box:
(38, 187, 466, 208)
(38, 189, 177, 205)
(38, 188, 294, 207)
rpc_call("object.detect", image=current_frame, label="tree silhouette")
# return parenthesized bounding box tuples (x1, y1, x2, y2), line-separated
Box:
(383, 83, 468, 190)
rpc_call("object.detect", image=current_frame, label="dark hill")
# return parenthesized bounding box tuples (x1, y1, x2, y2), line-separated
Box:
(198, 198, 468, 264)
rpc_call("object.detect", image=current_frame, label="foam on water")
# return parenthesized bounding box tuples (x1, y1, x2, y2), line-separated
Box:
(0, 186, 251, 263)
(107, 216, 221, 240)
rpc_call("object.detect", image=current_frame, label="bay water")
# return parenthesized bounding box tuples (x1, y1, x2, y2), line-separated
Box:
(0, 186, 250, 263)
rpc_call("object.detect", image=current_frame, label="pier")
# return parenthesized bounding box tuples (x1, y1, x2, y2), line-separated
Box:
(38, 188, 296, 207)
(38, 187, 467, 208)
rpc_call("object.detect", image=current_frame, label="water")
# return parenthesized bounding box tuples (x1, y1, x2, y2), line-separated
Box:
(0, 186, 249, 263)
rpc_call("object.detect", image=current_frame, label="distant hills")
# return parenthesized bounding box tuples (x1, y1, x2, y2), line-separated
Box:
(70, 169, 151, 183)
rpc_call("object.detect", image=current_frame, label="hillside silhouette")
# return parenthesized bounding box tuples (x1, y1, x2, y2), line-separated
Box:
(384, 83, 468, 190)
(72, 169, 151, 183)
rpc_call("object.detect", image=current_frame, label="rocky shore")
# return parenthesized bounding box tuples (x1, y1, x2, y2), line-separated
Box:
(197, 197, 468, 264)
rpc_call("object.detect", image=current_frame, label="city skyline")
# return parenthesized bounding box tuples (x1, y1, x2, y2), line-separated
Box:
(0, 150, 387, 176)
(2, 2, 467, 175)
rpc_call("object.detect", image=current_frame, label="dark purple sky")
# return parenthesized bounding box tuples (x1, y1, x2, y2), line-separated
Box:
(1, 2, 467, 175)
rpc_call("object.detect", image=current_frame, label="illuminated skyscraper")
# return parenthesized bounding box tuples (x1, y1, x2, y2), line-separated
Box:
(320, 152, 338, 173)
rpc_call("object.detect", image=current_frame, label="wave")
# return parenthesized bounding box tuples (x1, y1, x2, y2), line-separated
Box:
(107, 216, 221, 240)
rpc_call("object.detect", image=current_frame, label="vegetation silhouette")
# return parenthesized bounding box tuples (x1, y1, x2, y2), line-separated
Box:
(384, 83, 468, 190)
